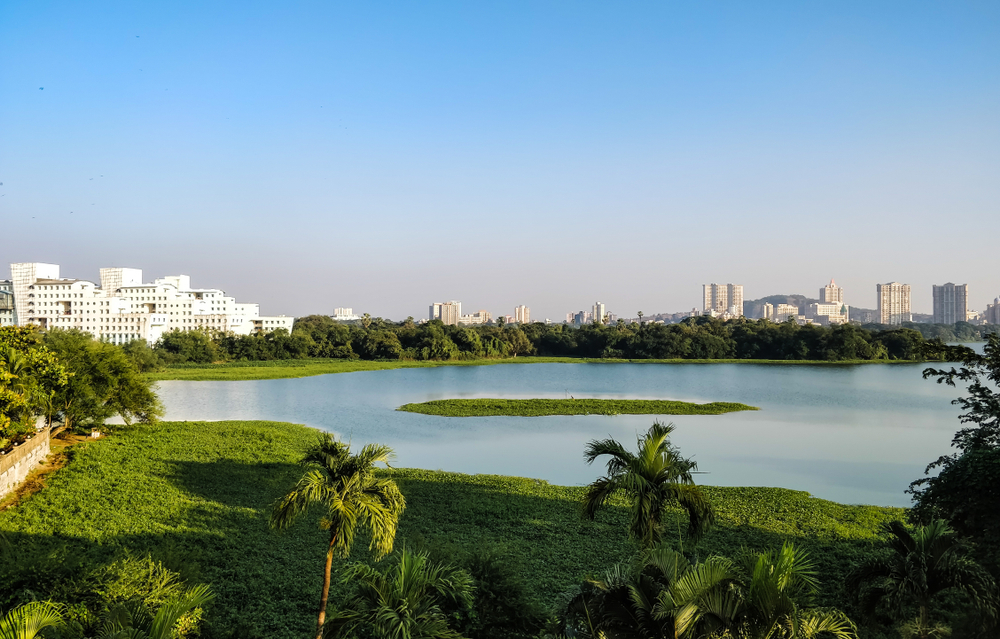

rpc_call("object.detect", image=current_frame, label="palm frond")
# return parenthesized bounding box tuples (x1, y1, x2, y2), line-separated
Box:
(0, 601, 64, 639)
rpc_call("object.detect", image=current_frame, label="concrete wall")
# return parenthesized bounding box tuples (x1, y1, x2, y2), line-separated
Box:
(0, 430, 50, 498)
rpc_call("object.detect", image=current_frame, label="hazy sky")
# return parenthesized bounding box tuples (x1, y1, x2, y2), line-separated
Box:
(3, 1, 999, 320)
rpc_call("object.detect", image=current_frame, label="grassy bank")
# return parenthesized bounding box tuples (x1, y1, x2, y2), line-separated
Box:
(0, 420, 902, 638)
(148, 356, 922, 381)
(398, 398, 759, 417)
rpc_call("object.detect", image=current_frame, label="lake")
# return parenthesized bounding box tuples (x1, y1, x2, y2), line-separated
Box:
(154, 359, 978, 507)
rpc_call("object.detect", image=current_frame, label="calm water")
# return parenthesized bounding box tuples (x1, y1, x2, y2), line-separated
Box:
(154, 360, 979, 507)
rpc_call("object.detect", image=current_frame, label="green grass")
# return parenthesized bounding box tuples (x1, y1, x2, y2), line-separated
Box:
(148, 356, 921, 381)
(0, 421, 903, 638)
(397, 398, 759, 417)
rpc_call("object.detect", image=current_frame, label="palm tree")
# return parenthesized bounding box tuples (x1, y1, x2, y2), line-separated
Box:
(0, 602, 64, 639)
(324, 548, 474, 639)
(564, 546, 737, 639)
(848, 520, 997, 639)
(270, 434, 406, 639)
(583, 421, 714, 549)
(696, 542, 856, 639)
(564, 543, 856, 639)
(94, 584, 214, 639)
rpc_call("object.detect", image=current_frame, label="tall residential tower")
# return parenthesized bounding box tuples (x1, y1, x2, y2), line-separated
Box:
(932, 283, 969, 324)
(877, 282, 911, 325)
(702, 284, 744, 317)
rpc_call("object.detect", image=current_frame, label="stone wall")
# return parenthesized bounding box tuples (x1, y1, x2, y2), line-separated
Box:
(0, 430, 51, 498)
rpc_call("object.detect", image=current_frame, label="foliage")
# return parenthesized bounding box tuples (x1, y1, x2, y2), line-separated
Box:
(324, 548, 474, 639)
(397, 398, 758, 417)
(561, 543, 857, 639)
(0, 420, 903, 639)
(0, 601, 64, 639)
(910, 333, 1000, 573)
(93, 583, 213, 639)
(0, 326, 68, 450)
(42, 330, 162, 430)
(146, 315, 970, 368)
(583, 422, 715, 549)
(270, 434, 406, 639)
(848, 520, 997, 639)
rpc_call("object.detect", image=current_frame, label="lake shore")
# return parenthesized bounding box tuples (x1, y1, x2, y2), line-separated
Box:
(148, 355, 924, 381)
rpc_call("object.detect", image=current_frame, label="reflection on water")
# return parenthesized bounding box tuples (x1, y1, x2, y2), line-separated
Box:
(155, 362, 970, 507)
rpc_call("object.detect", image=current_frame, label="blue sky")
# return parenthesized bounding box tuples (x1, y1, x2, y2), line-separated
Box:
(3, 1, 998, 319)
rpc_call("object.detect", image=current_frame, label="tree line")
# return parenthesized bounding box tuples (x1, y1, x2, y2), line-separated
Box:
(133, 315, 971, 368)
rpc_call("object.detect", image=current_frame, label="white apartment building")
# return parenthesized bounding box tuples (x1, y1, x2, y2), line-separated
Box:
(761, 303, 774, 320)
(332, 307, 360, 321)
(820, 279, 844, 304)
(429, 301, 462, 326)
(0, 280, 14, 327)
(703, 284, 744, 317)
(10, 263, 292, 344)
(514, 305, 530, 324)
(877, 282, 912, 325)
(932, 283, 969, 325)
(774, 304, 800, 322)
(458, 310, 492, 325)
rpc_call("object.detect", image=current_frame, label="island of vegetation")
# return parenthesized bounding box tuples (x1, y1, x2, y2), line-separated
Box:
(397, 398, 759, 417)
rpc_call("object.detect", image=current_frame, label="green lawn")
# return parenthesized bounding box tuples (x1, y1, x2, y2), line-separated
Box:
(397, 398, 759, 416)
(0, 420, 903, 638)
(148, 356, 919, 381)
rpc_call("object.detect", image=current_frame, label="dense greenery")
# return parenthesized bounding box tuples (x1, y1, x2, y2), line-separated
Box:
(0, 420, 903, 638)
(849, 520, 997, 638)
(0, 327, 67, 450)
(397, 398, 758, 417)
(561, 542, 857, 639)
(136, 315, 972, 371)
(0, 327, 160, 451)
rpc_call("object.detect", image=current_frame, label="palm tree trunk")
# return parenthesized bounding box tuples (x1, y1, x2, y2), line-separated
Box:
(919, 605, 929, 639)
(316, 530, 338, 639)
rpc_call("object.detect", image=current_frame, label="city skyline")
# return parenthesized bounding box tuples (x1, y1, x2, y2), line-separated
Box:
(3, 2, 999, 320)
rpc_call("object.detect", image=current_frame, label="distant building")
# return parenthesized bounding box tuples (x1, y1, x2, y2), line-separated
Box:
(9, 263, 291, 343)
(820, 279, 844, 304)
(932, 283, 969, 325)
(429, 301, 462, 325)
(984, 298, 1000, 325)
(592, 301, 606, 324)
(332, 307, 360, 321)
(761, 303, 774, 320)
(703, 284, 744, 317)
(774, 304, 799, 322)
(514, 305, 530, 324)
(0, 280, 14, 327)
(877, 282, 912, 325)
(458, 310, 492, 325)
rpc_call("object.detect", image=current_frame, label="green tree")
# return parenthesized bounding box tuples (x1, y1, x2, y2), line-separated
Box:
(43, 330, 162, 430)
(910, 333, 1000, 571)
(501, 328, 533, 358)
(270, 434, 406, 639)
(848, 520, 997, 639)
(0, 327, 67, 450)
(582, 422, 714, 549)
(324, 548, 474, 639)
(0, 601, 63, 639)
